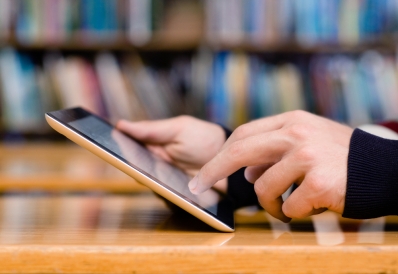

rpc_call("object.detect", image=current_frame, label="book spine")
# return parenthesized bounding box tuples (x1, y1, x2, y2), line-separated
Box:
(0, 0, 14, 41)
(127, 0, 152, 45)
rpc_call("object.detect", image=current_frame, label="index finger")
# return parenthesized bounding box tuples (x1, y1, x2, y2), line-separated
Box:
(188, 129, 291, 194)
(222, 112, 293, 149)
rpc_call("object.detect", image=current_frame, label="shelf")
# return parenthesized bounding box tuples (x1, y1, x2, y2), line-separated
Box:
(0, 33, 203, 52)
(1, 34, 397, 53)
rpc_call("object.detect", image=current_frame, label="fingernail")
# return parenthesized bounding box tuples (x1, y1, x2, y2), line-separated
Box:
(188, 176, 198, 193)
(244, 168, 254, 183)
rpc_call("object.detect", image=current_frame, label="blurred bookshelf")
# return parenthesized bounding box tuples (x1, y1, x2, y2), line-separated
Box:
(1, 0, 398, 140)
(4, 36, 398, 53)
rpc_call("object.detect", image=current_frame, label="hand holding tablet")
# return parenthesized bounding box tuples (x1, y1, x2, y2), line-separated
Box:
(115, 116, 228, 192)
(45, 107, 235, 232)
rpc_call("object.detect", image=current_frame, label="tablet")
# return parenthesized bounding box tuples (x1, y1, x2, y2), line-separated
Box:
(45, 107, 234, 232)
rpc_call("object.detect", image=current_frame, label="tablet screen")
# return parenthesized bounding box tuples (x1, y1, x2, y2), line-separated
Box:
(47, 108, 233, 229)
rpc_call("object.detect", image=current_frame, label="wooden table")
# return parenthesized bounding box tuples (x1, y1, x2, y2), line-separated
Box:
(0, 144, 148, 192)
(0, 144, 397, 273)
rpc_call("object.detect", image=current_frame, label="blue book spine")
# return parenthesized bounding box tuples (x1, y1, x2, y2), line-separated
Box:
(15, 0, 29, 43)
(248, 56, 260, 119)
(104, 0, 118, 31)
(19, 53, 42, 125)
(207, 52, 229, 126)
(244, 0, 255, 35)
(318, 0, 339, 43)
(80, 0, 90, 32)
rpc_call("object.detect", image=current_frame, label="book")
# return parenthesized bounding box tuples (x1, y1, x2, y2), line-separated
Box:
(127, 0, 152, 45)
(339, 0, 360, 45)
(0, 49, 44, 132)
(225, 53, 249, 128)
(0, 0, 14, 41)
(4, 0, 398, 47)
(187, 48, 213, 119)
(95, 53, 135, 123)
(80, 0, 121, 42)
(123, 55, 173, 120)
(207, 52, 230, 126)
(275, 64, 305, 113)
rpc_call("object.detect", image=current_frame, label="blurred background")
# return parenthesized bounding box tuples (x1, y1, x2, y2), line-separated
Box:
(2, 0, 398, 137)
(0, 0, 398, 218)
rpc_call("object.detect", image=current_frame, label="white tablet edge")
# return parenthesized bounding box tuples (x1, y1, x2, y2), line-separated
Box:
(45, 114, 235, 232)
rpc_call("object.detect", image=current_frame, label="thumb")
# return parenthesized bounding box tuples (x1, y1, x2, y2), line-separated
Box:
(116, 119, 179, 144)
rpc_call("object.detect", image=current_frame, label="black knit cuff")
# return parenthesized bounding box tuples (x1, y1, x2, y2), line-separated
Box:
(343, 128, 398, 219)
(220, 126, 260, 210)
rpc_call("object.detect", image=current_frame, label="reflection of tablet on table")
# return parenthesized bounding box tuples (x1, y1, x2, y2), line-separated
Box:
(45, 107, 234, 232)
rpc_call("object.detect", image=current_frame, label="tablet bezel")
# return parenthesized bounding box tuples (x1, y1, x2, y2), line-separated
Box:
(45, 107, 235, 232)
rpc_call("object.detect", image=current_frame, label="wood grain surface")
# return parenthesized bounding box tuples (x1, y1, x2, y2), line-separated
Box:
(0, 144, 397, 273)
(0, 192, 396, 274)
(0, 144, 148, 192)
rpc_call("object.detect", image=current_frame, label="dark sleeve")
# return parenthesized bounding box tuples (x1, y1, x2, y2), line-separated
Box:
(221, 127, 260, 210)
(343, 128, 398, 219)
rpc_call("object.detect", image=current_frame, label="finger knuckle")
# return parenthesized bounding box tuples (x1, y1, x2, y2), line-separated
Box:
(233, 124, 250, 140)
(282, 202, 306, 219)
(282, 202, 294, 218)
(176, 115, 192, 124)
(288, 110, 308, 120)
(254, 181, 267, 197)
(254, 178, 273, 201)
(199, 165, 212, 182)
(305, 175, 323, 193)
(144, 133, 155, 140)
(227, 141, 245, 159)
(287, 124, 311, 140)
(296, 146, 316, 162)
